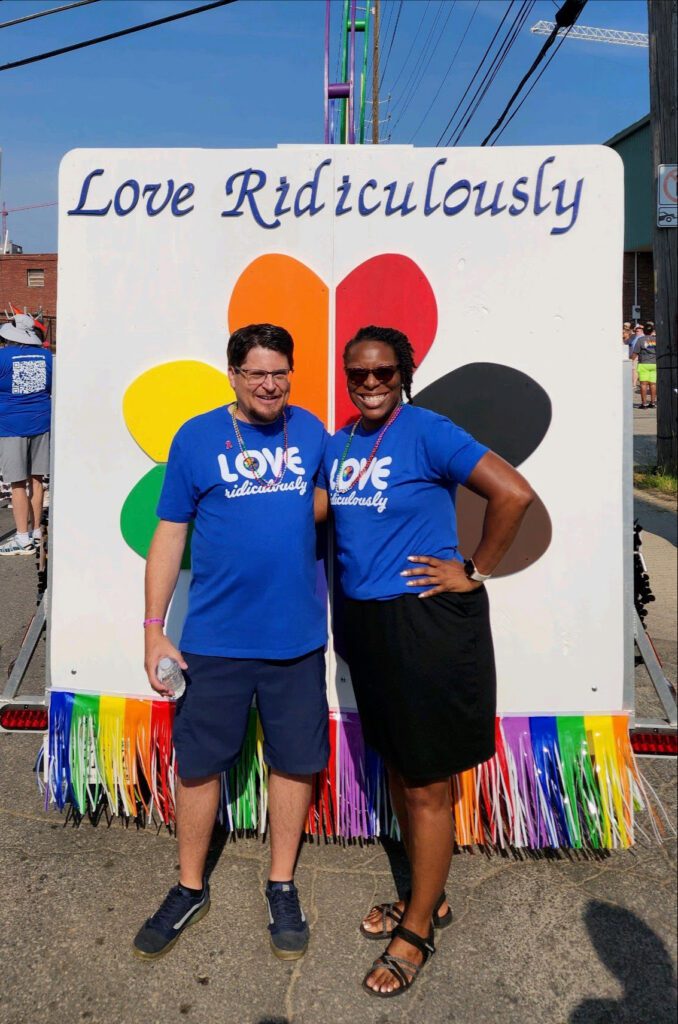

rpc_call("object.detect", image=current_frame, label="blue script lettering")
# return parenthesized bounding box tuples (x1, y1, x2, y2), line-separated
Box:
(68, 169, 195, 218)
(550, 177, 584, 236)
(383, 180, 416, 216)
(221, 168, 278, 229)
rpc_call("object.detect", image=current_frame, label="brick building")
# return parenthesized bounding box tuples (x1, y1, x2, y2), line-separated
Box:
(0, 252, 58, 344)
(605, 115, 655, 325)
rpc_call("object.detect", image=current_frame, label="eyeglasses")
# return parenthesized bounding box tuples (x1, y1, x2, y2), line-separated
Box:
(233, 367, 291, 386)
(345, 365, 399, 386)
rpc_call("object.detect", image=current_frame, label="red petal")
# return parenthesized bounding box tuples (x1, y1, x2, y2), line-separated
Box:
(335, 254, 437, 427)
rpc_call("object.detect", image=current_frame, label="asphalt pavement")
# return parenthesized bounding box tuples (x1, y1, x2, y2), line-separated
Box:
(0, 398, 675, 1024)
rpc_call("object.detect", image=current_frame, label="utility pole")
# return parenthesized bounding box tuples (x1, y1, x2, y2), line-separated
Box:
(648, 0, 678, 474)
(372, 0, 379, 144)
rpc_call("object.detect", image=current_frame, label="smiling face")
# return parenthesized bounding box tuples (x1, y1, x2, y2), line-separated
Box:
(227, 344, 292, 425)
(344, 339, 402, 429)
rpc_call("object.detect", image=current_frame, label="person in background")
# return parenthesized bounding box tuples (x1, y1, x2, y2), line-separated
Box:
(0, 314, 53, 556)
(630, 323, 647, 392)
(632, 324, 657, 410)
(622, 323, 634, 359)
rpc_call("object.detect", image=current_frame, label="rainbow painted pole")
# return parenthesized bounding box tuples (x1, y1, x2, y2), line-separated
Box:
(324, 0, 370, 145)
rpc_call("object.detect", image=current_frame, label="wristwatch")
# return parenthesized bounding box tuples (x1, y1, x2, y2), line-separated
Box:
(464, 558, 492, 583)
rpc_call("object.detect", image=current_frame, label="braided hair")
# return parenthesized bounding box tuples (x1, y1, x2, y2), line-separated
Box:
(343, 325, 417, 402)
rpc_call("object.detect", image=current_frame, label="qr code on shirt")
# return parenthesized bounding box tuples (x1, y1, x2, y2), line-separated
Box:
(12, 358, 46, 396)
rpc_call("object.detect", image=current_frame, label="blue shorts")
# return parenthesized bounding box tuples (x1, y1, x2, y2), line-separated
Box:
(173, 648, 330, 779)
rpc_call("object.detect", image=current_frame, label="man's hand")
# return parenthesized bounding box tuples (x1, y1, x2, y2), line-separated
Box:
(401, 555, 482, 599)
(144, 627, 188, 697)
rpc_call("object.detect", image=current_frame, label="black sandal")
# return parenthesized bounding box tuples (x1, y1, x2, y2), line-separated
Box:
(360, 890, 452, 939)
(362, 923, 435, 998)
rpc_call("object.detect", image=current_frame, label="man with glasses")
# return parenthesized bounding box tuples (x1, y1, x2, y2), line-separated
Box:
(134, 323, 328, 962)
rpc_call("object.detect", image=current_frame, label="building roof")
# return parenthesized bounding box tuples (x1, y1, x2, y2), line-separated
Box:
(605, 114, 650, 149)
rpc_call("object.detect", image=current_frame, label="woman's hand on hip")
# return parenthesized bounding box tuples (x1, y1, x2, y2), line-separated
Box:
(401, 555, 482, 599)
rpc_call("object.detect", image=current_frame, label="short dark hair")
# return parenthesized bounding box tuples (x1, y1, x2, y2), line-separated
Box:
(227, 323, 294, 370)
(343, 325, 417, 402)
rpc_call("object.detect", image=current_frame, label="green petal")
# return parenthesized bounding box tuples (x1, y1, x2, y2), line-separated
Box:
(120, 466, 192, 569)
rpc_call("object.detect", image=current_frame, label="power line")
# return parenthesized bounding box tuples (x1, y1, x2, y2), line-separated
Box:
(386, 0, 431, 102)
(409, 0, 479, 143)
(0, 0, 236, 73)
(0, 0, 99, 31)
(491, 21, 573, 143)
(435, 0, 515, 146)
(390, 0, 447, 128)
(392, 0, 455, 132)
(380, 0, 395, 52)
(480, 0, 587, 145)
(450, 0, 535, 146)
(378, 0, 403, 90)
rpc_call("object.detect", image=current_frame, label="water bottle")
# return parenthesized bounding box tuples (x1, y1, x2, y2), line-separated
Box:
(157, 656, 186, 699)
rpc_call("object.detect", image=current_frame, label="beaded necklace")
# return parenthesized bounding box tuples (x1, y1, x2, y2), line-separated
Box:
(229, 403, 289, 488)
(334, 403, 403, 493)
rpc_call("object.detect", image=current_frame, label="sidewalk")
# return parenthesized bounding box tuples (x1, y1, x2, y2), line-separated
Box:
(0, 400, 675, 1024)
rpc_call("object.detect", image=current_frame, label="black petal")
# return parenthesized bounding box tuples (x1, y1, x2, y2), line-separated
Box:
(415, 362, 552, 467)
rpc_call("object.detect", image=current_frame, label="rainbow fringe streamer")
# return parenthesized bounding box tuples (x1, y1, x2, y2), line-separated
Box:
(45, 694, 668, 849)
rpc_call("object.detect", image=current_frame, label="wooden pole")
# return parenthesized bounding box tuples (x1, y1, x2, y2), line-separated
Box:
(648, 0, 678, 474)
(372, 0, 379, 145)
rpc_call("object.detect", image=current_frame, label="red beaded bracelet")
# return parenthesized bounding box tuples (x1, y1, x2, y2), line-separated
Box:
(143, 618, 165, 628)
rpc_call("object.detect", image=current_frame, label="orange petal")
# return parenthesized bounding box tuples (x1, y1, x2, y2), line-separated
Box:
(228, 255, 328, 425)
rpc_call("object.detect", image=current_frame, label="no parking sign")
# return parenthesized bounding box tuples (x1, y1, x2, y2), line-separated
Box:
(657, 164, 677, 226)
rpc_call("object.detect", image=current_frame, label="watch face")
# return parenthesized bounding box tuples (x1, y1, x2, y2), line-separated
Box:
(464, 559, 475, 579)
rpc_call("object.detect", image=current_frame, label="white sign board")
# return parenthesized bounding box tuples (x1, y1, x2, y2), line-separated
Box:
(52, 145, 624, 717)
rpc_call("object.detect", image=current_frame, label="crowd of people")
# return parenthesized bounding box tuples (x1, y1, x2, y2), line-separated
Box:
(622, 319, 658, 409)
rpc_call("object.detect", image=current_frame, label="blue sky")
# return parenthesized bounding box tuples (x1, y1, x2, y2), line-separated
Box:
(0, 0, 649, 252)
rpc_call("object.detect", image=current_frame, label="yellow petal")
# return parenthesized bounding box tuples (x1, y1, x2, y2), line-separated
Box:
(123, 360, 234, 462)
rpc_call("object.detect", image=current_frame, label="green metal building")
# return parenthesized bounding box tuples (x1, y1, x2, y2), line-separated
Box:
(606, 114, 654, 324)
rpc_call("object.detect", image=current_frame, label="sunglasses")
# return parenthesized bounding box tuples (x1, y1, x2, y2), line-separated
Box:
(345, 364, 399, 386)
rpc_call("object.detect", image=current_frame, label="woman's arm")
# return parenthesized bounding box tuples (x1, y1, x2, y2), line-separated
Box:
(403, 452, 534, 598)
(462, 451, 535, 575)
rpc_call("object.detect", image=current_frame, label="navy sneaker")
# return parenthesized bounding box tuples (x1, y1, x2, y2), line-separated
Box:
(133, 882, 210, 960)
(265, 880, 309, 960)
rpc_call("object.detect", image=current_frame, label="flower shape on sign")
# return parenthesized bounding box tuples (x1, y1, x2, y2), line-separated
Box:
(121, 253, 552, 576)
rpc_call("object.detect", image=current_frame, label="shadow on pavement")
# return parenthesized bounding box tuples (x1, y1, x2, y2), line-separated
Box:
(569, 900, 677, 1024)
(635, 496, 678, 547)
(380, 836, 411, 898)
(205, 824, 232, 881)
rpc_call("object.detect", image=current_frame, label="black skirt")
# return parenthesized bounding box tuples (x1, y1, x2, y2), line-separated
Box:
(343, 588, 496, 782)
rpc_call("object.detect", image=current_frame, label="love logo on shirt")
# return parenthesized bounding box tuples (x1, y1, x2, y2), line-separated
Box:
(329, 454, 392, 514)
(218, 445, 309, 499)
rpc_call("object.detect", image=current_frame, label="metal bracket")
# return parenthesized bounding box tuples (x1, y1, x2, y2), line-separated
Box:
(2, 595, 46, 703)
(634, 608, 677, 728)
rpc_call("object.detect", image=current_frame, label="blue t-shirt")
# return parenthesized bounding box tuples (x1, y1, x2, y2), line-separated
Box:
(157, 404, 328, 659)
(0, 345, 53, 437)
(323, 404, 488, 601)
